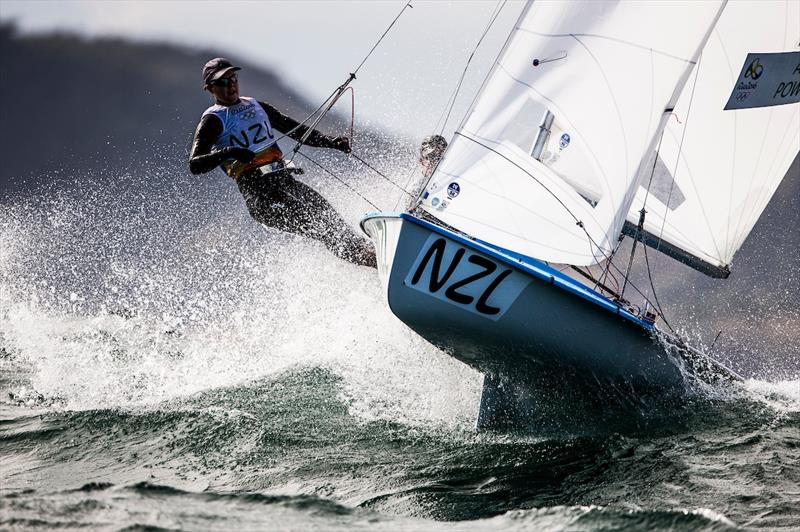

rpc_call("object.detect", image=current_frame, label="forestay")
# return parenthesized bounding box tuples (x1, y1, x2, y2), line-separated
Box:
(420, 0, 725, 266)
(627, 0, 800, 272)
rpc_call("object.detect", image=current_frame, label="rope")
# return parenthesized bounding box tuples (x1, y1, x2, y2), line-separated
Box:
(390, 0, 507, 212)
(456, 132, 588, 229)
(281, 1, 415, 202)
(353, 2, 414, 76)
(620, 208, 645, 299)
(454, 131, 671, 325)
(295, 150, 380, 210)
(281, 1, 413, 160)
(657, 53, 704, 250)
(614, 63, 699, 330)
(436, 0, 507, 135)
(349, 152, 413, 197)
(271, 85, 343, 147)
(344, 86, 355, 141)
(598, 235, 624, 291)
(641, 240, 675, 334)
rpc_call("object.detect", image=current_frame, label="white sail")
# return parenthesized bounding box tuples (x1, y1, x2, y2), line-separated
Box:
(627, 0, 800, 271)
(419, 0, 726, 266)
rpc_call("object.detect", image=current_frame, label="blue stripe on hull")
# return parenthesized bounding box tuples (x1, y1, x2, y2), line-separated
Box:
(397, 213, 654, 331)
(363, 213, 684, 390)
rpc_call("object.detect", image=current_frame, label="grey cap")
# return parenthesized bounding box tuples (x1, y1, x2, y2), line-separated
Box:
(202, 57, 241, 88)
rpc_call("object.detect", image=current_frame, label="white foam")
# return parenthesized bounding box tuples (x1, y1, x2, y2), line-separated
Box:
(742, 378, 800, 412)
(0, 185, 478, 430)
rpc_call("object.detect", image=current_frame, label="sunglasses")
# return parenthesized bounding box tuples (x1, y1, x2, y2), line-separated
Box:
(210, 74, 238, 88)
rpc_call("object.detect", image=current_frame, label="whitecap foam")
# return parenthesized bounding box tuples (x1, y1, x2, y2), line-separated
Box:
(742, 378, 800, 412)
(0, 166, 478, 430)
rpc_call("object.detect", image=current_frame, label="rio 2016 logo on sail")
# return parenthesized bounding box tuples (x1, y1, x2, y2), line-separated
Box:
(404, 235, 530, 320)
(745, 58, 764, 80)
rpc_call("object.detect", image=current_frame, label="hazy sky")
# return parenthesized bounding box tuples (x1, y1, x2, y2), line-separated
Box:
(2, 0, 525, 137)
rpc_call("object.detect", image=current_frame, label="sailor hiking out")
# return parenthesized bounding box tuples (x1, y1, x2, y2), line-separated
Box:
(189, 57, 376, 267)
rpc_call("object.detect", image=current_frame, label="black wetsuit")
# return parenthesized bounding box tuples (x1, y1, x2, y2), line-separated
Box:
(189, 100, 376, 267)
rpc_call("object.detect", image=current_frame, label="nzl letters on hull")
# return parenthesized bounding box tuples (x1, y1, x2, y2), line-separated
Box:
(725, 51, 800, 110)
(403, 234, 530, 321)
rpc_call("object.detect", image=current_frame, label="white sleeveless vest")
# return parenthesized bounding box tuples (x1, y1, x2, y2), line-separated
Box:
(202, 97, 283, 178)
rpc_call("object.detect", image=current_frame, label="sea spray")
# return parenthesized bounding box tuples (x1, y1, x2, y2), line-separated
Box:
(2, 160, 799, 529)
(0, 165, 478, 428)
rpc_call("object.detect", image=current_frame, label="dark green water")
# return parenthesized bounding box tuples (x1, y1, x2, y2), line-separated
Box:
(1, 177, 798, 530)
(2, 359, 799, 530)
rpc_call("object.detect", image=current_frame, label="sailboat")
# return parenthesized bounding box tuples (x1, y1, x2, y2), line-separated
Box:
(360, 0, 800, 429)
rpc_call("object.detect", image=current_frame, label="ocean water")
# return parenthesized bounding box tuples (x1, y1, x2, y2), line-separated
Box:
(1, 174, 799, 530)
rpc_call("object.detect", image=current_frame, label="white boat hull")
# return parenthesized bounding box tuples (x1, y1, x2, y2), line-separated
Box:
(362, 213, 737, 431)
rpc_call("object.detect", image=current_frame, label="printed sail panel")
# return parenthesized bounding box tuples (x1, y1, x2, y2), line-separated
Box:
(628, 0, 800, 269)
(421, 0, 725, 266)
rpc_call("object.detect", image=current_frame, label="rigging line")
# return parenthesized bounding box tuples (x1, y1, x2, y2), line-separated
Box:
(289, 74, 357, 158)
(457, 131, 615, 262)
(456, 1, 532, 134)
(620, 210, 644, 299)
(708, 329, 723, 353)
(271, 86, 343, 148)
(598, 224, 625, 291)
(455, 132, 666, 319)
(598, 240, 669, 323)
(286, 1, 413, 158)
(406, 0, 505, 213)
(455, 132, 586, 228)
(641, 240, 675, 334)
(571, 266, 618, 297)
(353, 1, 414, 76)
(618, 112, 668, 300)
(641, 111, 668, 211)
(657, 51, 704, 251)
(392, 165, 423, 211)
(436, 0, 508, 135)
(607, 267, 620, 293)
(348, 152, 414, 197)
(593, 263, 620, 295)
(294, 150, 380, 210)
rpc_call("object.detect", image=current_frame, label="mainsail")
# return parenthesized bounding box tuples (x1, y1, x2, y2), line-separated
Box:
(626, 0, 800, 277)
(420, 0, 727, 266)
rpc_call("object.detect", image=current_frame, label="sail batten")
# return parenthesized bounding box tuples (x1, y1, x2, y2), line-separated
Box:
(420, 0, 727, 266)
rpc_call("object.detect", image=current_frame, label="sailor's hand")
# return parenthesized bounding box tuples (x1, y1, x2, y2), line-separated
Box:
(222, 146, 256, 163)
(332, 136, 352, 154)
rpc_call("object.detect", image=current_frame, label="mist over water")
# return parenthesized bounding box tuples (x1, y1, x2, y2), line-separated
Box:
(1, 164, 799, 530)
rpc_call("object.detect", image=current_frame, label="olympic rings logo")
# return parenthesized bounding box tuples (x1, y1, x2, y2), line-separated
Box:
(745, 58, 763, 80)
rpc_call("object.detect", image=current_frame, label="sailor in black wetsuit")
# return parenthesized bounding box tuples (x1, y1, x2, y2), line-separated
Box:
(189, 57, 376, 268)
